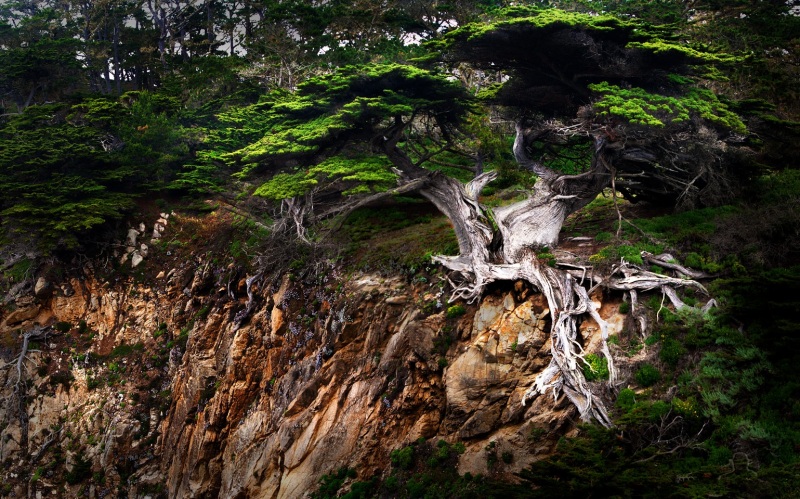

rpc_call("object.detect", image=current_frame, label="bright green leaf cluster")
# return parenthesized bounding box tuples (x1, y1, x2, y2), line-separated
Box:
(589, 82, 746, 133)
(626, 41, 741, 65)
(254, 156, 397, 200)
(227, 63, 471, 172)
(440, 7, 632, 43)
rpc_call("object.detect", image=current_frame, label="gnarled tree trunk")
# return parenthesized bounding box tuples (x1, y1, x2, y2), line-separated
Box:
(381, 121, 706, 426)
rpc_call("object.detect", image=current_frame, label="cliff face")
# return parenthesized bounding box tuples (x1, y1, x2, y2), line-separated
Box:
(0, 220, 625, 498)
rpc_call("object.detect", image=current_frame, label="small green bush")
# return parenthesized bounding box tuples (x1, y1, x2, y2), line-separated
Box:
(536, 251, 557, 266)
(635, 363, 661, 387)
(595, 231, 612, 242)
(390, 446, 414, 470)
(314, 467, 357, 499)
(618, 301, 630, 314)
(659, 337, 686, 368)
(582, 353, 609, 381)
(383, 475, 399, 491)
(446, 304, 466, 318)
(616, 388, 636, 412)
(110, 343, 137, 357)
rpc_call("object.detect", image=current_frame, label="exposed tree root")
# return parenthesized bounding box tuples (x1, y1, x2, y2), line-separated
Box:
(435, 254, 711, 427)
(1, 325, 52, 452)
(347, 118, 718, 426)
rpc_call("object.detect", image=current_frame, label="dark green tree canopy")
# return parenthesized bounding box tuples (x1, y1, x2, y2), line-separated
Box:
(227, 63, 473, 186)
(437, 7, 739, 116)
(430, 7, 749, 206)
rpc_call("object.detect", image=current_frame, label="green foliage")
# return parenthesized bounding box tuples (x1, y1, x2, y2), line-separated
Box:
(582, 353, 610, 381)
(440, 7, 633, 43)
(254, 157, 397, 200)
(635, 363, 661, 387)
(633, 206, 738, 246)
(755, 169, 800, 205)
(616, 388, 636, 413)
(53, 321, 72, 333)
(0, 90, 196, 250)
(115, 92, 191, 187)
(375, 437, 532, 497)
(658, 337, 686, 368)
(313, 467, 358, 499)
(536, 251, 557, 267)
(590, 242, 663, 266)
(390, 445, 415, 470)
(337, 202, 458, 273)
(624, 40, 741, 66)
(0, 33, 83, 111)
(49, 371, 74, 390)
(109, 342, 143, 358)
(446, 304, 466, 319)
(0, 103, 136, 248)
(589, 83, 746, 133)
(594, 231, 612, 242)
(229, 64, 472, 179)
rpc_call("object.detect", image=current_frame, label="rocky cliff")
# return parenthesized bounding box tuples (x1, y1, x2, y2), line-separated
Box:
(0, 212, 627, 498)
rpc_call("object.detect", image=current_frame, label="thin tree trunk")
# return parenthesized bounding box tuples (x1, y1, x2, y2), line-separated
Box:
(114, 15, 122, 95)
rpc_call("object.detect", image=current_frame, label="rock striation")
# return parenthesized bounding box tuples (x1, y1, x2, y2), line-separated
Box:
(0, 256, 624, 498)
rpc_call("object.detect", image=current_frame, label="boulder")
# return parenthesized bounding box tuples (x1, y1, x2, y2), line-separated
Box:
(4, 305, 40, 325)
(131, 252, 144, 268)
(126, 228, 139, 246)
(34, 277, 51, 298)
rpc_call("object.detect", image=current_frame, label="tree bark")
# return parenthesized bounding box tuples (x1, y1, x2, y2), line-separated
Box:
(378, 121, 709, 426)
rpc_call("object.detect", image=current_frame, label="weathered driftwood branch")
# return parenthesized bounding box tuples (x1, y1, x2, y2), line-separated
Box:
(641, 251, 708, 279)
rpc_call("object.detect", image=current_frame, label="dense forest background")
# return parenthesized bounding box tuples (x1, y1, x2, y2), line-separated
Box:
(1, 0, 798, 249)
(1, 0, 800, 497)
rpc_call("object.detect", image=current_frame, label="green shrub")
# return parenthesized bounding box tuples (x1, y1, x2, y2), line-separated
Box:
(708, 445, 733, 465)
(485, 441, 498, 467)
(342, 479, 376, 499)
(590, 242, 662, 265)
(49, 371, 74, 389)
(635, 363, 661, 387)
(446, 304, 466, 318)
(618, 301, 630, 314)
(659, 337, 686, 368)
(109, 343, 140, 358)
(314, 467, 357, 499)
(616, 388, 636, 412)
(582, 353, 609, 381)
(536, 251, 557, 266)
(383, 475, 399, 491)
(390, 446, 414, 470)
(595, 231, 613, 242)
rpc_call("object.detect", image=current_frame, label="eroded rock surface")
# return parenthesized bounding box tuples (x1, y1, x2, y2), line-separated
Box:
(0, 258, 625, 498)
